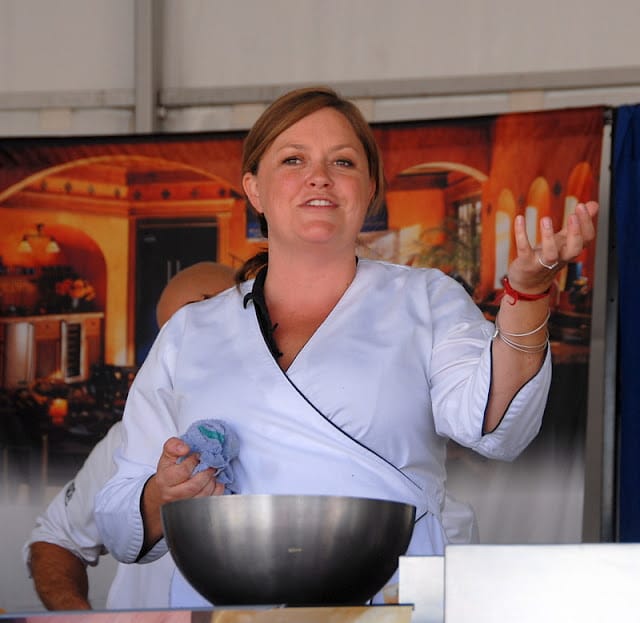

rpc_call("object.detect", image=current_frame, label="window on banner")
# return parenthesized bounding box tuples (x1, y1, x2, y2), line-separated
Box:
(494, 189, 516, 289)
(455, 196, 482, 290)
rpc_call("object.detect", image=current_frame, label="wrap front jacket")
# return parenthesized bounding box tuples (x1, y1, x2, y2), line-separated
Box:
(95, 259, 551, 604)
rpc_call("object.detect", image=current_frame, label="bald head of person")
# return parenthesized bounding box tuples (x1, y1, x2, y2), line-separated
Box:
(156, 261, 236, 327)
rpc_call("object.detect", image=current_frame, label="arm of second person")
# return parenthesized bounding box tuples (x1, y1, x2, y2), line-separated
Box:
(28, 541, 91, 610)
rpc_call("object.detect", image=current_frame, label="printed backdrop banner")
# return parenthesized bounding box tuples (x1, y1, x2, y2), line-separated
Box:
(0, 105, 604, 610)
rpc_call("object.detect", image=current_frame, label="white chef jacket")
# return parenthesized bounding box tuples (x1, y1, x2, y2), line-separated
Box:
(23, 422, 174, 609)
(95, 259, 551, 606)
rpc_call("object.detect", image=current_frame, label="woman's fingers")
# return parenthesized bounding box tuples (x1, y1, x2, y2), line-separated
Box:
(562, 213, 585, 260)
(188, 468, 221, 498)
(513, 214, 534, 257)
(575, 202, 597, 242)
(161, 437, 191, 461)
(584, 200, 599, 220)
(154, 437, 222, 502)
(538, 216, 559, 265)
(559, 203, 597, 261)
(157, 439, 197, 486)
(145, 435, 229, 528)
(538, 203, 597, 266)
(158, 464, 219, 503)
(191, 473, 226, 499)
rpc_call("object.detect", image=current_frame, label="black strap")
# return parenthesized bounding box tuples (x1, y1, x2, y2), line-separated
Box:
(243, 266, 283, 360)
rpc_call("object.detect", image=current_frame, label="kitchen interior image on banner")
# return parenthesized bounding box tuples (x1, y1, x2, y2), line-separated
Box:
(0, 107, 604, 560)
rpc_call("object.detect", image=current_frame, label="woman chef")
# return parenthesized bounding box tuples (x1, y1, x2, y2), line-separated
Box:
(96, 86, 598, 606)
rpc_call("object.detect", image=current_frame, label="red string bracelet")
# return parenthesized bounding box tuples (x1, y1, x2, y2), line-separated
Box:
(501, 276, 550, 305)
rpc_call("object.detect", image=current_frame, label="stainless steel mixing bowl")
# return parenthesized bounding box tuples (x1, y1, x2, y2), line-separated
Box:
(161, 494, 416, 605)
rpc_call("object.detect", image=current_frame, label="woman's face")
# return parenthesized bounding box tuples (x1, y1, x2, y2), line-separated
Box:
(242, 107, 375, 255)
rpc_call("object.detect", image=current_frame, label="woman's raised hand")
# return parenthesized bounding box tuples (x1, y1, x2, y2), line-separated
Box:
(507, 201, 599, 293)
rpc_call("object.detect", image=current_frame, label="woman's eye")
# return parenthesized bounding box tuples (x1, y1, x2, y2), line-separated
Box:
(335, 158, 354, 167)
(283, 156, 302, 165)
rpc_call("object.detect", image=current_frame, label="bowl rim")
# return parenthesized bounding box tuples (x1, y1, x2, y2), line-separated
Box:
(161, 493, 418, 510)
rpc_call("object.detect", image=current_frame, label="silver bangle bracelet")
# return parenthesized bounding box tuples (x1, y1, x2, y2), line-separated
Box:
(494, 310, 550, 338)
(495, 330, 549, 354)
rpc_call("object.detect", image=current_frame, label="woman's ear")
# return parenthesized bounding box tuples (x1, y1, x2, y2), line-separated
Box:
(242, 172, 262, 213)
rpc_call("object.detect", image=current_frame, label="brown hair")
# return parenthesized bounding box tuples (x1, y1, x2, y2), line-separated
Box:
(237, 86, 386, 282)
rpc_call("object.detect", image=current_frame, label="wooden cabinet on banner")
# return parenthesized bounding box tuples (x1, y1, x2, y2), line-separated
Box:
(0, 312, 104, 388)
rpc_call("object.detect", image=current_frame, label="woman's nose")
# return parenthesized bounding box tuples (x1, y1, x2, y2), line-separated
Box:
(307, 161, 332, 187)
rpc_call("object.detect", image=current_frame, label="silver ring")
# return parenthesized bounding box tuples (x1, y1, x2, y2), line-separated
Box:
(537, 255, 559, 270)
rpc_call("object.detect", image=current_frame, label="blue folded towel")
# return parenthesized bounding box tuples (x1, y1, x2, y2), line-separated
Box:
(179, 419, 240, 492)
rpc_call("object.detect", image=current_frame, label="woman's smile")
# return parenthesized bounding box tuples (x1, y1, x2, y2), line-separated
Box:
(303, 198, 335, 207)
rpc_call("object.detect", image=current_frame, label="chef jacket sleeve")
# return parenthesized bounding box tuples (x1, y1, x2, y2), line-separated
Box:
(95, 315, 184, 564)
(427, 271, 551, 461)
(23, 422, 123, 570)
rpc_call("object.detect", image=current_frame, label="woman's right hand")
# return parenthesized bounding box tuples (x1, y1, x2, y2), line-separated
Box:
(140, 437, 224, 553)
(153, 437, 224, 504)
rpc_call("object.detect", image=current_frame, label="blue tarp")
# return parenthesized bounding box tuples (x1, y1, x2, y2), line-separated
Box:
(613, 104, 640, 541)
